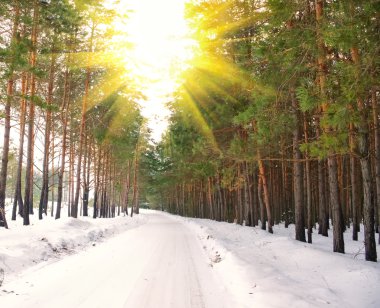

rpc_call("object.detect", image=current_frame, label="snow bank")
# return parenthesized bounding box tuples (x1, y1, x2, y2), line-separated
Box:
(2, 206, 379, 307)
(0, 207, 147, 286)
(175, 215, 380, 308)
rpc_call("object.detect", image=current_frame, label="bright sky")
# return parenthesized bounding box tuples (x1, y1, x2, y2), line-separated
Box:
(118, 0, 193, 141)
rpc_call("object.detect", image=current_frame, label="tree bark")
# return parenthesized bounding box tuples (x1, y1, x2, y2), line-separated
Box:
(207, 177, 214, 220)
(257, 151, 273, 233)
(50, 114, 55, 217)
(317, 129, 328, 236)
(82, 135, 91, 217)
(327, 156, 345, 253)
(0, 1, 20, 228)
(124, 160, 131, 216)
(372, 88, 380, 245)
(39, 49, 56, 219)
(258, 173, 265, 230)
(351, 46, 377, 261)
(292, 94, 306, 242)
(349, 123, 360, 240)
(131, 151, 138, 217)
(56, 64, 71, 219)
(12, 72, 27, 220)
(304, 116, 313, 243)
(252, 169, 258, 226)
(93, 146, 102, 219)
(24, 1, 39, 225)
(73, 23, 94, 218)
(315, 0, 344, 252)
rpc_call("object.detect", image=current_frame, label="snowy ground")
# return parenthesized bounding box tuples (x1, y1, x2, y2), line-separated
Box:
(180, 216, 380, 308)
(0, 205, 148, 282)
(1, 207, 379, 307)
(0, 210, 242, 308)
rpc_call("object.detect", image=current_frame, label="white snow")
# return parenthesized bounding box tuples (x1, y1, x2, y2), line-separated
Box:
(180, 215, 380, 308)
(0, 204, 147, 282)
(0, 210, 240, 308)
(1, 208, 379, 307)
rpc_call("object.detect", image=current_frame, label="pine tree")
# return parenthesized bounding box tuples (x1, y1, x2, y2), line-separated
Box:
(0, 0, 21, 228)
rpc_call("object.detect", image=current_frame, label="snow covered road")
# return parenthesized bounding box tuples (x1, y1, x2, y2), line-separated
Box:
(0, 212, 242, 308)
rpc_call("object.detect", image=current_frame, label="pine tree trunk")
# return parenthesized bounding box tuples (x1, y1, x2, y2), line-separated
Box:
(252, 170, 258, 226)
(134, 178, 140, 215)
(258, 174, 266, 230)
(317, 132, 328, 236)
(12, 72, 27, 220)
(24, 1, 39, 225)
(182, 182, 185, 216)
(100, 151, 108, 218)
(315, 0, 344, 251)
(199, 181, 203, 218)
(350, 123, 360, 240)
(131, 151, 138, 217)
(372, 89, 380, 244)
(85, 141, 92, 216)
(304, 116, 313, 243)
(93, 147, 102, 219)
(0, 75, 12, 227)
(207, 177, 214, 220)
(257, 151, 273, 233)
(73, 128, 84, 218)
(0, 1, 20, 228)
(68, 121, 75, 218)
(328, 156, 345, 253)
(281, 149, 289, 228)
(292, 94, 306, 242)
(244, 162, 252, 226)
(50, 117, 55, 217)
(73, 26, 93, 217)
(39, 50, 56, 220)
(82, 135, 90, 217)
(124, 160, 131, 215)
(56, 66, 71, 219)
(216, 173, 224, 221)
(29, 126, 35, 216)
(70, 138, 77, 217)
(357, 129, 377, 261)
(351, 46, 377, 261)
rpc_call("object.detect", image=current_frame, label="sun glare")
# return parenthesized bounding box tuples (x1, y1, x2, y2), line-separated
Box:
(126, 0, 192, 81)
(113, 0, 194, 140)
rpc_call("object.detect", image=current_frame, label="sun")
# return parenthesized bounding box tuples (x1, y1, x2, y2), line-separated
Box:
(114, 0, 193, 93)
(112, 0, 194, 139)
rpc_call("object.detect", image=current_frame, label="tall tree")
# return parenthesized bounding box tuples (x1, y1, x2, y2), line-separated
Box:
(23, 0, 40, 225)
(0, 0, 20, 228)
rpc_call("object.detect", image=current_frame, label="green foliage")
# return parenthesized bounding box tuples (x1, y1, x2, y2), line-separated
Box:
(41, 0, 81, 35)
(296, 86, 318, 112)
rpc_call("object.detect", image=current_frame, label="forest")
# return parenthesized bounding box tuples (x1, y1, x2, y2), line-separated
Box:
(0, 0, 379, 267)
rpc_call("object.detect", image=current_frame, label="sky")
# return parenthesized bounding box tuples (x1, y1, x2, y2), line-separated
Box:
(118, 0, 193, 141)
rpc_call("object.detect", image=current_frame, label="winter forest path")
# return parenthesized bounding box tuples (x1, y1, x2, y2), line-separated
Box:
(1, 212, 237, 308)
